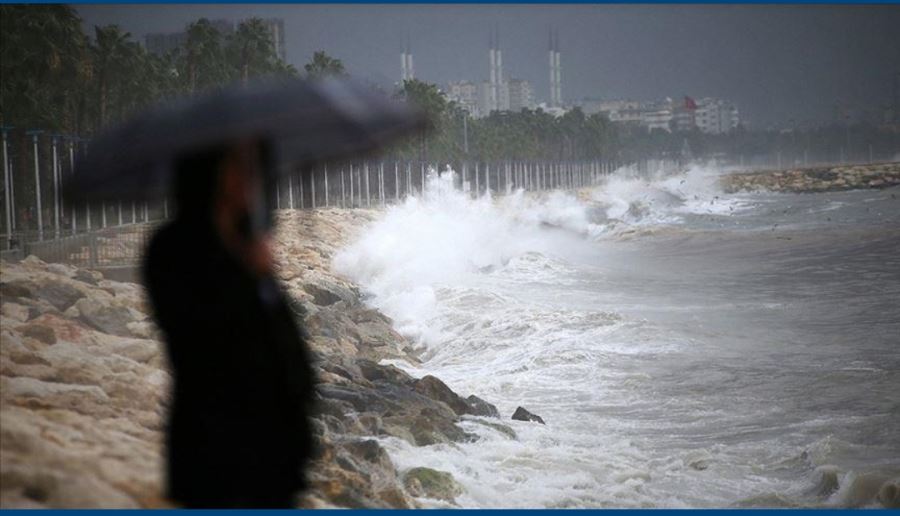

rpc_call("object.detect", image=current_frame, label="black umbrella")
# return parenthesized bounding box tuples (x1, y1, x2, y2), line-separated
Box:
(66, 78, 427, 201)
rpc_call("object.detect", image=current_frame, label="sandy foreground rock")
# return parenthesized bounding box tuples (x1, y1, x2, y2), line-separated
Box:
(1, 209, 508, 508)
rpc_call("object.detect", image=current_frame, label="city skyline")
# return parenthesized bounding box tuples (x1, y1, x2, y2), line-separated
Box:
(77, 4, 900, 128)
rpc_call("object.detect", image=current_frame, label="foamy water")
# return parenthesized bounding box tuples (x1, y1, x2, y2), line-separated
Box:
(332, 165, 900, 508)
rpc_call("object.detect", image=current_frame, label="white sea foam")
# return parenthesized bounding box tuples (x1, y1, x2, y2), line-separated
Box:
(329, 164, 899, 508)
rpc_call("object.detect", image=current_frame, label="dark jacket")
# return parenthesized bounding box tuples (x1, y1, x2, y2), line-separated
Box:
(144, 218, 316, 508)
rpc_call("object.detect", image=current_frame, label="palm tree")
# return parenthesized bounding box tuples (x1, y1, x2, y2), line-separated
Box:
(91, 25, 131, 128)
(0, 5, 89, 132)
(182, 18, 227, 93)
(228, 18, 276, 86)
(303, 51, 346, 79)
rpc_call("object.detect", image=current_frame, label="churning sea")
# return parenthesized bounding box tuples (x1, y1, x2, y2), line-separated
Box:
(331, 164, 900, 508)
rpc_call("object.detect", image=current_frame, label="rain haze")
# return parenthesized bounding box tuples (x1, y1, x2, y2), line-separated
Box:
(2, 3, 900, 510)
(77, 4, 900, 127)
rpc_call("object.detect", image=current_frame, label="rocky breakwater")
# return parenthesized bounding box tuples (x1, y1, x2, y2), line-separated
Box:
(1, 208, 512, 508)
(721, 162, 900, 193)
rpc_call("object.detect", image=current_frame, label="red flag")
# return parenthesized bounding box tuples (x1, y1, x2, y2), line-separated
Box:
(684, 96, 697, 110)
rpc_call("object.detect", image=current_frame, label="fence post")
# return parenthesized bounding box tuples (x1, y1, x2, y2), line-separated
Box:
(67, 140, 76, 234)
(341, 166, 346, 208)
(474, 162, 480, 198)
(52, 137, 61, 238)
(28, 131, 44, 240)
(394, 162, 400, 202)
(88, 231, 98, 268)
(311, 169, 316, 210)
(349, 164, 354, 207)
(324, 164, 329, 208)
(299, 169, 305, 209)
(2, 128, 11, 248)
(288, 173, 294, 209)
(364, 162, 370, 207)
(357, 164, 363, 206)
(420, 163, 425, 196)
(379, 162, 385, 207)
(118, 201, 122, 226)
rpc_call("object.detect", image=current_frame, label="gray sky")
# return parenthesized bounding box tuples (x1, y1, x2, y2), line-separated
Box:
(77, 4, 900, 128)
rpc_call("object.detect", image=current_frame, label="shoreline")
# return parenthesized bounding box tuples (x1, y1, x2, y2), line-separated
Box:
(0, 208, 508, 508)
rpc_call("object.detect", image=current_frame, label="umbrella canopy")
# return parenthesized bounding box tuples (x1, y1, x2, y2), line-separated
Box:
(66, 78, 427, 201)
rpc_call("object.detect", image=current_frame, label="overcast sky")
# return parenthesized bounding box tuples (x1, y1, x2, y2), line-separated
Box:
(77, 4, 900, 127)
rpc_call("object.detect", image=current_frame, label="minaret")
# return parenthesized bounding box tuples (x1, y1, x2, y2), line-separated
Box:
(548, 29, 556, 107)
(549, 29, 562, 107)
(554, 30, 562, 107)
(489, 24, 505, 112)
(401, 35, 414, 82)
(489, 29, 497, 112)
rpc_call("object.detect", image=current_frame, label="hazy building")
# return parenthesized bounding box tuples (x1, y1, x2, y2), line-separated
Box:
(477, 80, 509, 116)
(145, 31, 188, 56)
(446, 80, 479, 116)
(507, 78, 534, 112)
(478, 81, 492, 117)
(671, 96, 698, 132)
(262, 18, 286, 62)
(608, 108, 642, 124)
(577, 98, 641, 117)
(641, 108, 673, 132)
(574, 98, 605, 115)
(695, 98, 739, 134)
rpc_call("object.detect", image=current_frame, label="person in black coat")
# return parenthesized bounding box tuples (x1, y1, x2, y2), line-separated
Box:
(143, 140, 316, 508)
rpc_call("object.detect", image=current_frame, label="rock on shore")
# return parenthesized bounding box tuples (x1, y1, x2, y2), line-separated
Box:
(721, 162, 900, 194)
(1, 208, 504, 508)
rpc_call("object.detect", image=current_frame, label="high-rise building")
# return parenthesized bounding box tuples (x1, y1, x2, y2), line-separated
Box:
(671, 96, 698, 132)
(695, 98, 739, 134)
(261, 18, 286, 62)
(446, 80, 480, 116)
(507, 78, 534, 112)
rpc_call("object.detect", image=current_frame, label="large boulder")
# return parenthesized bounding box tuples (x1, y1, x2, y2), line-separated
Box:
(511, 406, 545, 424)
(74, 298, 136, 338)
(402, 467, 464, 503)
(466, 395, 500, 418)
(413, 375, 470, 416)
(33, 281, 85, 311)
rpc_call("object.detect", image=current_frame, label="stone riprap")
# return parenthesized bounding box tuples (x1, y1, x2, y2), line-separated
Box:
(721, 162, 900, 194)
(0, 209, 508, 508)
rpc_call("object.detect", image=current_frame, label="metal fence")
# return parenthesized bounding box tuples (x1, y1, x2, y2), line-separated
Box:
(3, 128, 673, 268)
(271, 158, 634, 211)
